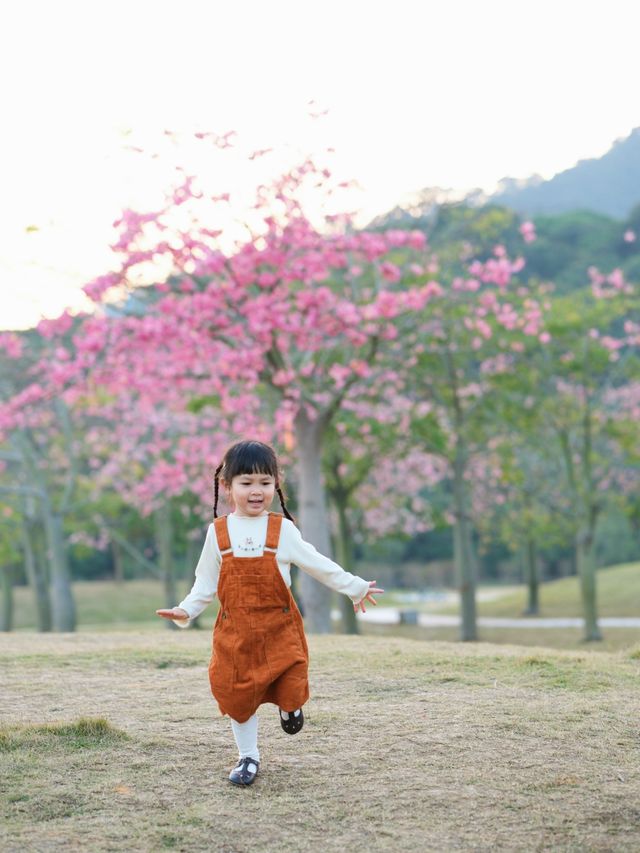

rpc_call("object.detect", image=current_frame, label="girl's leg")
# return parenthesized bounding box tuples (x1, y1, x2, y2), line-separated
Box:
(230, 712, 260, 762)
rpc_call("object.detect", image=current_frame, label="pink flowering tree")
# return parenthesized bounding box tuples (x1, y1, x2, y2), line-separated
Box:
(471, 432, 573, 615)
(0, 306, 263, 631)
(323, 390, 446, 633)
(0, 326, 86, 630)
(51, 295, 280, 623)
(399, 227, 551, 640)
(601, 380, 640, 548)
(519, 268, 639, 640)
(56, 136, 440, 632)
(69, 387, 257, 627)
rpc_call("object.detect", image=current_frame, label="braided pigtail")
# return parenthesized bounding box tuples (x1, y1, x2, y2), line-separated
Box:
(276, 484, 296, 524)
(213, 462, 224, 518)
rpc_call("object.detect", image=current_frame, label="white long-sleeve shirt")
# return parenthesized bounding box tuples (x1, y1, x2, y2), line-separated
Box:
(173, 511, 370, 627)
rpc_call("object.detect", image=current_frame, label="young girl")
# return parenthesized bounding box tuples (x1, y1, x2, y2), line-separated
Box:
(156, 439, 383, 786)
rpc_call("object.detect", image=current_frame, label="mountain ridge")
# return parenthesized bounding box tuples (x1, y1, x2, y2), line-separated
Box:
(368, 126, 640, 227)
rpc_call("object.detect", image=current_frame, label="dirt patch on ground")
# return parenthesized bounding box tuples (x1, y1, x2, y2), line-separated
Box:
(1, 632, 639, 852)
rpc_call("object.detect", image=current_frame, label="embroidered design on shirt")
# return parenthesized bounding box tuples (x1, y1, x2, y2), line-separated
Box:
(238, 536, 264, 553)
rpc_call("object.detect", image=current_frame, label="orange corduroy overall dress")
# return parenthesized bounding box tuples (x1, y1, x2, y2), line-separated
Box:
(208, 511, 310, 723)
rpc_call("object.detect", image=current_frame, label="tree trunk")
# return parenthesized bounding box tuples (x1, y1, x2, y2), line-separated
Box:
(42, 507, 76, 631)
(522, 537, 540, 615)
(185, 532, 203, 629)
(21, 514, 51, 631)
(111, 539, 125, 584)
(0, 567, 13, 631)
(294, 408, 332, 633)
(334, 496, 359, 635)
(576, 526, 602, 641)
(452, 448, 477, 641)
(154, 502, 177, 630)
(185, 534, 199, 580)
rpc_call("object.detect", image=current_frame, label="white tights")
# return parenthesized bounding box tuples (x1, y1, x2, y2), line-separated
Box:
(230, 713, 260, 762)
(230, 708, 302, 763)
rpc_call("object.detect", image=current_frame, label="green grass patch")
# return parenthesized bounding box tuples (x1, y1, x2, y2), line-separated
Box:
(0, 716, 129, 752)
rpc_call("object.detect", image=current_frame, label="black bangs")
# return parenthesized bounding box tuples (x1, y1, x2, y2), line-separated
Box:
(223, 440, 278, 481)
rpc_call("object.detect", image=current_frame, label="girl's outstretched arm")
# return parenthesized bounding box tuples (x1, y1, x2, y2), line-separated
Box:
(282, 519, 384, 606)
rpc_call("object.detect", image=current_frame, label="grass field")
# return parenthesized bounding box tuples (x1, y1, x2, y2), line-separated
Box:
(430, 562, 640, 619)
(8, 578, 220, 632)
(2, 632, 640, 851)
(6, 563, 640, 654)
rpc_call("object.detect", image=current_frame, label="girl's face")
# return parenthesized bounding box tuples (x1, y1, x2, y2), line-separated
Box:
(223, 471, 276, 517)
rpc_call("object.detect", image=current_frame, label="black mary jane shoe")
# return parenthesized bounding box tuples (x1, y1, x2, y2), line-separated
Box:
(228, 756, 260, 786)
(279, 707, 304, 735)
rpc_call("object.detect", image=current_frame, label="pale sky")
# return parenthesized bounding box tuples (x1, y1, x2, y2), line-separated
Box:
(1, 0, 639, 331)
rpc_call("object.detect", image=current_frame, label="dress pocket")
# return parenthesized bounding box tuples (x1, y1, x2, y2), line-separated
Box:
(231, 573, 275, 608)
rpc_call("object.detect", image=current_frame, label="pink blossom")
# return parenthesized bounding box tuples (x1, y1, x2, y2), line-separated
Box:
(328, 363, 351, 388)
(407, 230, 427, 249)
(385, 230, 410, 247)
(272, 369, 296, 386)
(475, 320, 492, 339)
(600, 336, 623, 351)
(381, 323, 399, 340)
(369, 291, 400, 319)
(349, 359, 371, 378)
(519, 221, 537, 243)
(423, 281, 443, 299)
(380, 261, 402, 283)
(37, 309, 75, 339)
(0, 333, 23, 358)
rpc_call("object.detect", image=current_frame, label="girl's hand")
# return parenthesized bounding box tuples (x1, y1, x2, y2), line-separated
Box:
(156, 607, 189, 621)
(353, 581, 384, 614)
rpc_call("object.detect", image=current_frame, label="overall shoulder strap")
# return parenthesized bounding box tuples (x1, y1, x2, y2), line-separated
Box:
(264, 512, 283, 552)
(214, 515, 233, 554)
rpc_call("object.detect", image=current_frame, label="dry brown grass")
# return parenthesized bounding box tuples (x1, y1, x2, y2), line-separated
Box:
(1, 632, 639, 852)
